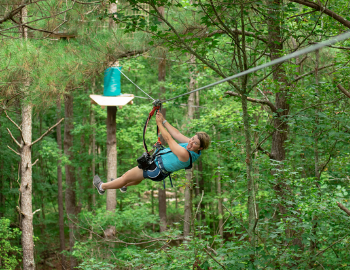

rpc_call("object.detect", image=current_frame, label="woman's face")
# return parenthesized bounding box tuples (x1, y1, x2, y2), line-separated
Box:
(187, 135, 202, 152)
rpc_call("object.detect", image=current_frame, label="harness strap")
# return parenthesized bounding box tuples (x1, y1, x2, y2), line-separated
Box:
(142, 100, 161, 154)
(157, 150, 193, 189)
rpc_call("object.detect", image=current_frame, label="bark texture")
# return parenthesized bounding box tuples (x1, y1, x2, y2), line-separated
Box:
(21, 103, 35, 270)
(184, 170, 193, 237)
(157, 26, 167, 231)
(184, 54, 197, 237)
(216, 136, 223, 239)
(158, 187, 167, 232)
(267, 0, 289, 162)
(198, 160, 206, 225)
(267, 0, 290, 220)
(90, 103, 96, 207)
(109, 2, 117, 28)
(106, 106, 117, 211)
(158, 106, 167, 232)
(64, 93, 78, 269)
(0, 121, 3, 218)
(20, 6, 35, 270)
(267, 0, 303, 251)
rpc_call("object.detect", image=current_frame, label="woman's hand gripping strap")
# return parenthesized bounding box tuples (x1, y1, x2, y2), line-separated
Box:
(142, 100, 162, 154)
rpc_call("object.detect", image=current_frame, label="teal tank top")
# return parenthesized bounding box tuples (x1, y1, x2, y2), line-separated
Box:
(155, 143, 201, 173)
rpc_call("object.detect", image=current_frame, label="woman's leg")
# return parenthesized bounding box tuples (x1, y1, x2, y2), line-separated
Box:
(101, 166, 144, 190)
(125, 180, 143, 187)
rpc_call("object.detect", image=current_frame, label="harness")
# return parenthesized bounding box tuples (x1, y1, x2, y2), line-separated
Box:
(136, 100, 193, 188)
(156, 149, 193, 189)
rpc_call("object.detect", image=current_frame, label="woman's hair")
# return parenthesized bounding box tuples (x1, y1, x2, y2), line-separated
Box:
(196, 132, 211, 150)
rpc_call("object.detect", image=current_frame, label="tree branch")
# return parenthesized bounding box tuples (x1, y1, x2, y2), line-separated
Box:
(32, 209, 41, 215)
(225, 91, 277, 113)
(286, 10, 316, 19)
(0, 4, 26, 24)
(315, 233, 350, 257)
(337, 84, 350, 99)
(337, 202, 350, 216)
(7, 128, 22, 148)
(21, 23, 57, 35)
(5, 111, 25, 144)
(8, 145, 20, 156)
(318, 140, 338, 177)
(30, 159, 39, 168)
(291, 63, 335, 83)
(297, 55, 308, 65)
(31, 118, 64, 146)
(257, 145, 273, 158)
(289, 0, 350, 29)
(205, 29, 267, 44)
(204, 248, 226, 270)
(5, 111, 22, 132)
(308, 42, 350, 51)
(75, 0, 101, 4)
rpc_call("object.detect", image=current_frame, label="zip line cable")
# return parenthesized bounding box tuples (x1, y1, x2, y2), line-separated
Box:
(160, 31, 350, 103)
(134, 95, 152, 99)
(119, 69, 156, 101)
(119, 31, 350, 104)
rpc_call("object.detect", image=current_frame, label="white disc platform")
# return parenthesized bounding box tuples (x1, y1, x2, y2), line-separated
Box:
(90, 94, 134, 109)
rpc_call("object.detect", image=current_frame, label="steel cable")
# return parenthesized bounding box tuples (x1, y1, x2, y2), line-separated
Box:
(161, 31, 350, 103)
(119, 69, 156, 101)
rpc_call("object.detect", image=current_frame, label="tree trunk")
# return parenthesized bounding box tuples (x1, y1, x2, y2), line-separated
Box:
(39, 116, 46, 236)
(106, 106, 117, 211)
(20, 6, 35, 270)
(157, 25, 167, 231)
(64, 93, 78, 269)
(184, 54, 197, 237)
(56, 97, 66, 266)
(235, 7, 257, 247)
(194, 164, 200, 220)
(158, 187, 167, 232)
(151, 187, 156, 232)
(241, 95, 257, 246)
(267, 0, 303, 252)
(21, 103, 35, 270)
(109, 1, 117, 28)
(309, 49, 320, 265)
(158, 107, 167, 232)
(90, 103, 96, 208)
(0, 120, 4, 218)
(267, 0, 289, 217)
(314, 49, 320, 180)
(183, 176, 192, 237)
(217, 138, 223, 239)
(198, 160, 206, 225)
(267, 0, 289, 163)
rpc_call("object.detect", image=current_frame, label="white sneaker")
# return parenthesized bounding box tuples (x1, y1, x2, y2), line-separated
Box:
(119, 186, 127, 193)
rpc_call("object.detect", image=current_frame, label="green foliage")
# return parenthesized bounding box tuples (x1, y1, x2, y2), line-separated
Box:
(2, 0, 350, 268)
(0, 218, 21, 270)
(77, 258, 114, 270)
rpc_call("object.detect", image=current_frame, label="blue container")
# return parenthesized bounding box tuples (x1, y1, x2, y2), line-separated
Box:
(103, 66, 122, 96)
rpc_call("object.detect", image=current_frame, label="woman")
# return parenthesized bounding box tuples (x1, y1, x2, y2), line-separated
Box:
(93, 111, 210, 194)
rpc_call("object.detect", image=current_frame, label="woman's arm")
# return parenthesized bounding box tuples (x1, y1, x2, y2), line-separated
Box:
(156, 112, 190, 143)
(156, 111, 190, 162)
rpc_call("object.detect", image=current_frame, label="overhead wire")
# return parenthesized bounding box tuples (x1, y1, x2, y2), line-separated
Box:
(119, 31, 350, 104)
(161, 31, 350, 103)
(119, 69, 156, 101)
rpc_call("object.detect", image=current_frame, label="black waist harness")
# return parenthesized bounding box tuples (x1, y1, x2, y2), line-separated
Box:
(136, 100, 194, 189)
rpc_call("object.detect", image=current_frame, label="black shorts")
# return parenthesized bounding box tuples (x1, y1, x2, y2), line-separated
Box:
(143, 162, 168, 182)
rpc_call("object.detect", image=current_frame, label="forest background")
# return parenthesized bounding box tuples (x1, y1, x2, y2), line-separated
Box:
(1, 0, 350, 269)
